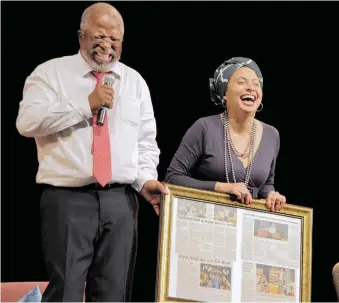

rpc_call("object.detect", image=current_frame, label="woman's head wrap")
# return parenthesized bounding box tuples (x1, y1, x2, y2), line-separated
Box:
(209, 57, 263, 107)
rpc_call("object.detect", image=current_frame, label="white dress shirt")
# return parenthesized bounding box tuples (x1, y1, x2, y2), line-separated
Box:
(16, 52, 160, 192)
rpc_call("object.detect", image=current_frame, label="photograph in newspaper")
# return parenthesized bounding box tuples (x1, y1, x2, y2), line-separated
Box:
(178, 199, 207, 219)
(254, 219, 288, 241)
(200, 263, 232, 290)
(256, 263, 297, 303)
(256, 263, 295, 297)
(214, 205, 237, 224)
(241, 261, 298, 302)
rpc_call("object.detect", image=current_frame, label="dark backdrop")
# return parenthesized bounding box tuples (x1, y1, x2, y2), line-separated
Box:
(2, 1, 339, 302)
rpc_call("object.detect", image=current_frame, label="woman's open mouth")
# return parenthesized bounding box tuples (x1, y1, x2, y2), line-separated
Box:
(240, 94, 256, 106)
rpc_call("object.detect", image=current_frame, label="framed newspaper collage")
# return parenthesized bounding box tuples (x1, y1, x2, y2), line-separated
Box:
(156, 184, 313, 302)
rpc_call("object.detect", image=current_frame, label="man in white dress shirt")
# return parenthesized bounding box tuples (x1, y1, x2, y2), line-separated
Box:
(16, 2, 167, 302)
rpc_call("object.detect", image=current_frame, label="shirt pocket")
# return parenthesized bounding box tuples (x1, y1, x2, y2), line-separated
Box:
(120, 97, 141, 127)
(116, 97, 141, 163)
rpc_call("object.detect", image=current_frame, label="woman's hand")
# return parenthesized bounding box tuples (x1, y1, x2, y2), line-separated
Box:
(266, 191, 286, 211)
(215, 182, 253, 205)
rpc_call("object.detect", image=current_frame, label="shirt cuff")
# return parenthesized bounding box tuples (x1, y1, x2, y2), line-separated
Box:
(132, 173, 156, 193)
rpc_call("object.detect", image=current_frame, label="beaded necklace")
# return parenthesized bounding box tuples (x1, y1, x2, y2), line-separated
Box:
(222, 111, 256, 185)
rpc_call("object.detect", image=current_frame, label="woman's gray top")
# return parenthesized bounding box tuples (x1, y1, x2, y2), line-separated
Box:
(164, 114, 280, 199)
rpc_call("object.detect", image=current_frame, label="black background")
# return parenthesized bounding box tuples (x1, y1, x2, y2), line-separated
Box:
(2, 1, 339, 302)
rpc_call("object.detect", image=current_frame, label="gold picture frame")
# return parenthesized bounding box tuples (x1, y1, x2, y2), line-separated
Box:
(156, 183, 313, 302)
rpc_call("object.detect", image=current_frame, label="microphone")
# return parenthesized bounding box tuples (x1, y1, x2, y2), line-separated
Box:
(96, 74, 115, 126)
(333, 262, 339, 300)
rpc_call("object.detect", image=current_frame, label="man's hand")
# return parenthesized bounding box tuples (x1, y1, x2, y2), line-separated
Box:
(140, 180, 169, 215)
(88, 85, 114, 114)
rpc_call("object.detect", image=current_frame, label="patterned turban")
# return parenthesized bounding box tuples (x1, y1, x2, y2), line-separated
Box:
(209, 57, 263, 107)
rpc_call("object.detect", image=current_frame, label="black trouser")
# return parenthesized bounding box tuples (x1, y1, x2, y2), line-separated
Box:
(40, 184, 139, 302)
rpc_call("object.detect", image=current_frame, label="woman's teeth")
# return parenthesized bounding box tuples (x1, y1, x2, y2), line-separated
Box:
(240, 95, 255, 102)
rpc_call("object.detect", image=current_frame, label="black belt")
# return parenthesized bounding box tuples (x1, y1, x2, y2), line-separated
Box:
(81, 183, 125, 190)
(41, 183, 125, 191)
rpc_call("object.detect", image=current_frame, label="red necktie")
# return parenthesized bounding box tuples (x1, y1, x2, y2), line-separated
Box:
(91, 72, 112, 187)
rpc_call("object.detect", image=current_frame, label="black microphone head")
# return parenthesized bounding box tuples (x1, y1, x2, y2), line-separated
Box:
(103, 74, 115, 87)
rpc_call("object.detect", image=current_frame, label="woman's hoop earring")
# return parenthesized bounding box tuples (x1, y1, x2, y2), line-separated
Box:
(257, 103, 263, 112)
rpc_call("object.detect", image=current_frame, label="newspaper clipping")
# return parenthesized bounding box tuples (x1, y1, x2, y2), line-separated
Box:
(168, 197, 302, 302)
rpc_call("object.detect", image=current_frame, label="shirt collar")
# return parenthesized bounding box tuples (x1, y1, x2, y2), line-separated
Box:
(75, 51, 121, 79)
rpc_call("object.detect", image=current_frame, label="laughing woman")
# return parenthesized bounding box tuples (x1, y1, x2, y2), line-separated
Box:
(164, 57, 286, 211)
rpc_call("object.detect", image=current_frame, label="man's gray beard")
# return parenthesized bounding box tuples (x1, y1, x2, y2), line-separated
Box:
(83, 50, 116, 72)
(89, 59, 115, 73)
